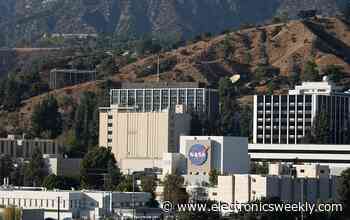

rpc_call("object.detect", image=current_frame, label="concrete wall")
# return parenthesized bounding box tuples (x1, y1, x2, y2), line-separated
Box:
(180, 136, 249, 175)
(99, 109, 190, 171)
(222, 137, 249, 174)
(210, 174, 339, 204)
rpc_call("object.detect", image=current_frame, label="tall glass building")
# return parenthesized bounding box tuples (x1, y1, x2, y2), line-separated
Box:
(110, 82, 219, 115)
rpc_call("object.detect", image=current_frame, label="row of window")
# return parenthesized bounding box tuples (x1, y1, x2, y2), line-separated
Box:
(0, 141, 57, 157)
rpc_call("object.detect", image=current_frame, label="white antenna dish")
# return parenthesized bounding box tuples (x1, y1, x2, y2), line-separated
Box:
(322, 75, 329, 82)
(230, 74, 241, 84)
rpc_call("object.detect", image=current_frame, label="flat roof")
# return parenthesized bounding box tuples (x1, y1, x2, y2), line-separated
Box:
(121, 82, 208, 89)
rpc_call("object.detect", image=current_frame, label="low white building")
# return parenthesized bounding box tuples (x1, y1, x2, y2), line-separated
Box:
(0, 187, 152, 220)
(208, 164, 338, 206)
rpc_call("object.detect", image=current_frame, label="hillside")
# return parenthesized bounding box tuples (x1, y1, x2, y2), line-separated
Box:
(2, 17, 350, 133)
(0, 0, 347, 46)
(113, 17, 350, 85)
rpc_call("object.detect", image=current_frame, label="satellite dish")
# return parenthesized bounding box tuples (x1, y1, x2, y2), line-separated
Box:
(322, 75, 329, 82)
(230, 74, 241, 84)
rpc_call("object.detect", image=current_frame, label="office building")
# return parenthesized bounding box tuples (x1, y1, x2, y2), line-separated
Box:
(99, 105, 191, 172)
(49, 69, 97, 89)
(110, 82, 219, 115)
(0, 187, 151, 220)
(253, 80, 350, 144)
(0, 135, 60, 159)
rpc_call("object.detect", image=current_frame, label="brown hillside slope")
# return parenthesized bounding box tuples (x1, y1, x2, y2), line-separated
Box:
(12, 17, 350, 131)
(113, 17, 350, 85)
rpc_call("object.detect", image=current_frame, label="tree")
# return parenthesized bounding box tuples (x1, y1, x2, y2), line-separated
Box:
(63, 129, 80, 158)
(24, 148, 47, 187)
(141, 175, 157, 195)
(250, 162, 269, 174)
(141, 175, 159, 207)
(0, 155, 13, 181)
(2, 77, 22, 111)
(254, 64, 270, 81)
(81, 147, 121, 190)
(209, 170, 219, 186)
(31, 96, 62, 138)
(43, 174, 80, 190)
(301, 60, 319, 82)
(116, 175, 139, 192)
(342, 2, 350, 21)
(74, 92, 99, 155)
(10, 162, 25, 186)
(239, 105, 253, 141)
(222, 34, 235, 60)
(288, 71, 300, 88)
(218, 77, 240, 136)
(324, 64, 344, 83)
(303, 111, 332, 144)
(163, 174, 188, 205)
(339, 168, 350, 216)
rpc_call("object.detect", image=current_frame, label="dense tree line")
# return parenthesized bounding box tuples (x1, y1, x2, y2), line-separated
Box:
(31, 95, 62, 139)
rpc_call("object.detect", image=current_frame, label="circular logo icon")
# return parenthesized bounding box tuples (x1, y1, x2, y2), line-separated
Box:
(188, 144, 209, 166)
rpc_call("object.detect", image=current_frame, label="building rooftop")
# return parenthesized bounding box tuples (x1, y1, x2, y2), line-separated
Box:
(288, 79, 344, 96)
(121, 82, 208, 89)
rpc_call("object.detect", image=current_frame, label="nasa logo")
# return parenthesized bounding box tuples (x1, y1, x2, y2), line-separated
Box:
(188, 144, 209, 166)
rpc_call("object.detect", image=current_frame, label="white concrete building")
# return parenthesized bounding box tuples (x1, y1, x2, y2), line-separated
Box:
(0, 188, 151, 220)
(253, 80, 350, 145)
(209, 173, 338, 205)
(99, 105, 191, 173)
(179, 136, 249, 185)
(180, 136, 249, 175)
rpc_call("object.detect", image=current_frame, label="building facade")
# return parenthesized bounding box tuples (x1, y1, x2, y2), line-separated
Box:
(253, 81, 350, 144)
(110, 82, 219, 115)
(0, 188, 151, 220)
(0, 135, 60, 159)
(99, 106, 191, 172)
(44, 155, 82, 177)
(49, 69, 97, 90)
(209, 173, 338, 205)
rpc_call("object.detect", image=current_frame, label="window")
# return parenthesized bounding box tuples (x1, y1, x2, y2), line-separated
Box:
(300, 169, 305, 173)
(212, 192, 218, 196)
